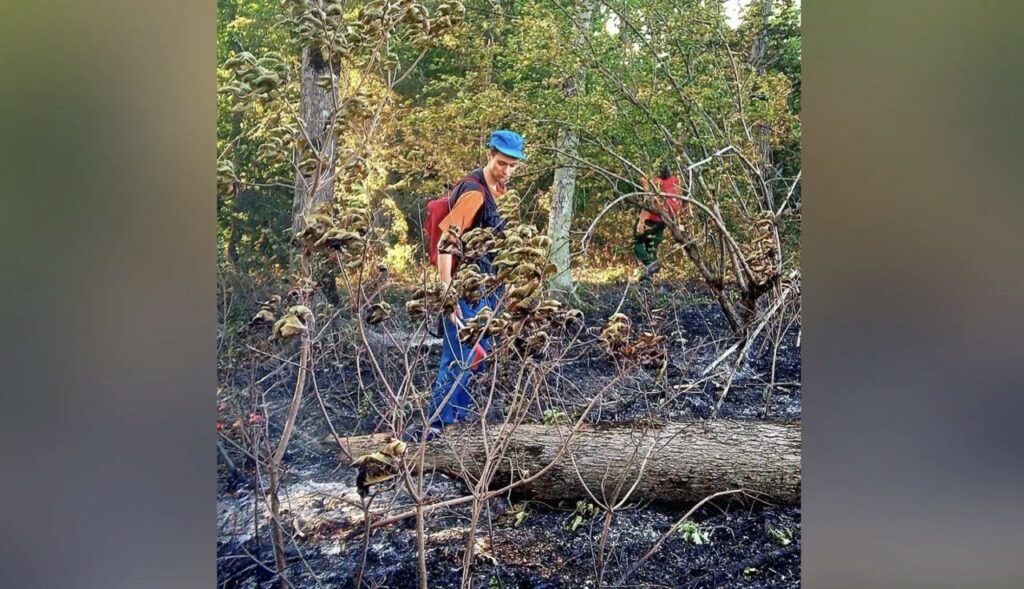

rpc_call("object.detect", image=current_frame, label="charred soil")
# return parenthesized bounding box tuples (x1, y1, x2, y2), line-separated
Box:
(217, 279, 801, 588)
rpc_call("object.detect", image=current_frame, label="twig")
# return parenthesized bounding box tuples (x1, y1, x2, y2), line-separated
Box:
(702, 271, 798, 377)
(615, 489, 760, 584)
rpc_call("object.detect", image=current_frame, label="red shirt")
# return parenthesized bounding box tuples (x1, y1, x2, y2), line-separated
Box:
(642, 176, 682, 222)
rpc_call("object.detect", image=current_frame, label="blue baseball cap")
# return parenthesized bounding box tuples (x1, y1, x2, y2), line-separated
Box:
(486, 129, 527, 160)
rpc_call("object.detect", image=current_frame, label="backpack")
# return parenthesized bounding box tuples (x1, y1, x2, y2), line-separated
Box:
(424, 173, 487, 267)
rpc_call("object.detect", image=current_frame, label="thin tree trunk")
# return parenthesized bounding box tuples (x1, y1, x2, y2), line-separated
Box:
(751, 0, 775, 200)
(547, 127, 579, 295)
(749, 0, 773, 68)
(222, 0, 245, 263)
(292, 44, 336, 233)
(268, 335, 310, 589)
(415, 504, 427, 589)
(546, 3, 593, 296)
(225, 78, 244, 263)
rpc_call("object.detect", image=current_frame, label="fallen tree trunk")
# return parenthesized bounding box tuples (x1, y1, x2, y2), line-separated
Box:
(334, 421, 800, 505)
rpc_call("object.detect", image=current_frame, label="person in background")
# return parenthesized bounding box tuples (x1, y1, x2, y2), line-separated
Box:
(632, 165, 684, 280)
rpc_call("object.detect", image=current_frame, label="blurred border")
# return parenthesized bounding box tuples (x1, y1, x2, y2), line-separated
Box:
(803, 1, 1024, 587)
(0, 2, 215, 588)
(1, 1, 1022, 587)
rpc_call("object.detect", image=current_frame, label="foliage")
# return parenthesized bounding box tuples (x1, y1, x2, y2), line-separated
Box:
(217, 0, 802, 288)
(675, 520, 711, 545)
(768, 526, 793, 546)
(511, 504, 529, 527)
(542, 407, 567, 424)
(563, 499, 599, 532)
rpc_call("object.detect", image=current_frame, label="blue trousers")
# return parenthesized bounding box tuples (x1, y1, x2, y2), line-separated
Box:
(427, 294, 498, 427)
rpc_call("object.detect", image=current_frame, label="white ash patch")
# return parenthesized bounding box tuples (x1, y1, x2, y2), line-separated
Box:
(218, 480, 365, 545)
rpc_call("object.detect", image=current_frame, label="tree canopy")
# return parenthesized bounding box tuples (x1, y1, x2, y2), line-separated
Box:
(217, 0, 801, 295)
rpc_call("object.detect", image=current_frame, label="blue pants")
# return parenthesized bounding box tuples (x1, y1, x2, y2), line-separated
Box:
(427, 294, 498, 427)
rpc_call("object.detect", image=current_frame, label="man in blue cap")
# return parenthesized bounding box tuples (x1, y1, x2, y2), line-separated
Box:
(410, 129, 527, 441)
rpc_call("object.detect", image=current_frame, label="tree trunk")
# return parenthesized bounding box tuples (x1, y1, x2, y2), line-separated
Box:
(547, 127, 578, 296)
(748, 0, 773, 69)
(222, 0, 245, 263)
(750, 0, 775, 202)
(340, 421, 800, 504)
(225, 125, 243, 263)
(292, 45, 336, 233)
(546, 4, 592, 297)
(544, 135, 578, 298)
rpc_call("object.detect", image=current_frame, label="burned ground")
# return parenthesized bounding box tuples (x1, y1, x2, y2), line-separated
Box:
(217, 279, 801, 588)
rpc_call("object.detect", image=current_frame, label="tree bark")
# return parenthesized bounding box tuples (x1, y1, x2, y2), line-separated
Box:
(339, 421, 800, 504)
(547, 127, 579, 295)
(222, 0, 245, 263)
(750, 0, 775, 200)
(292, 45, 336, 233)
(546, 3, 592, 296)
(749, 0, 773, 69)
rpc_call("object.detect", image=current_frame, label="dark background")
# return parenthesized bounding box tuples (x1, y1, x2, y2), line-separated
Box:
(0, 1, 1021, 587)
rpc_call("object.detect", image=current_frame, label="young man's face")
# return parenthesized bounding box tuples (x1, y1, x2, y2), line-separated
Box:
(486, 151, 521, 184)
